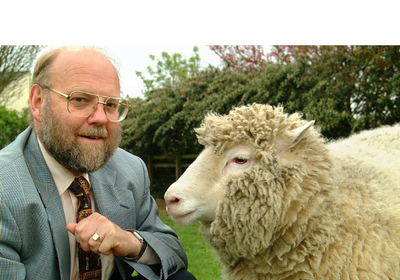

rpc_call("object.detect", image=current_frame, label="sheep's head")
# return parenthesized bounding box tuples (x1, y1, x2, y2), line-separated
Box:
(164, 104, 315, 227)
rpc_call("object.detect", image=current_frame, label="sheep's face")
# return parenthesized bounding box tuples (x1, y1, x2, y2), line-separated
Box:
(164, 142, 257, 225)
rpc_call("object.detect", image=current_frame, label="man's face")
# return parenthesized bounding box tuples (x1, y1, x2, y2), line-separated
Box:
(36, 49, 122, 175)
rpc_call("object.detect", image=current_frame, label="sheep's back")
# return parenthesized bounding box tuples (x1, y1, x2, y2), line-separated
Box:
(327, 124, 400, 203)
(323, 124, 400, 279)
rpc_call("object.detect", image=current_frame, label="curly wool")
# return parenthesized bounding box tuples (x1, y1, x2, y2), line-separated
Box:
(196, 105, 295, 153)
(197, 104, 400, 280)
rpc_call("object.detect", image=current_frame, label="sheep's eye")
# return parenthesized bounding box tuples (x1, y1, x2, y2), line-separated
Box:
(233, 157, 248, 164)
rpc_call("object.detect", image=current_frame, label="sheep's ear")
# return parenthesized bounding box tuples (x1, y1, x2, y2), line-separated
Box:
(274, 121, 315, 155)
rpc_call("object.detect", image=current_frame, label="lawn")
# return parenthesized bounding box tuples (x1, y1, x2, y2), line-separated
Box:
(159, 214, 222, 280)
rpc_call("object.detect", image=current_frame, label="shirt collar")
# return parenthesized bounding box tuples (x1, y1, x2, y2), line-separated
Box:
(37, 138, 90, 196)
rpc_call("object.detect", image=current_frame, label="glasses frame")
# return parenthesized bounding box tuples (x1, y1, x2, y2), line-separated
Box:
(40, 85, 130, 122)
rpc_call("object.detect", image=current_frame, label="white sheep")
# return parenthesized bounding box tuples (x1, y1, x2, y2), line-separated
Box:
(164, 103, 400, 280)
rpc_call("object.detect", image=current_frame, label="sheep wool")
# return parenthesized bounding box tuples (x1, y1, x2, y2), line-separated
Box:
(195, 104, 400, 280)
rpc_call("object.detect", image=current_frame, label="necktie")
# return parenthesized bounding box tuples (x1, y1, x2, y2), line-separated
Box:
(69, 177, 102, 280)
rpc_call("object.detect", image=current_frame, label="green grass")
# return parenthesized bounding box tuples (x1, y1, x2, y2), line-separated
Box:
(160, 215, 222, 280)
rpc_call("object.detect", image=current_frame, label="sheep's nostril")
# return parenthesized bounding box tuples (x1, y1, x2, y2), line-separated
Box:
(165, 197, 180, 207)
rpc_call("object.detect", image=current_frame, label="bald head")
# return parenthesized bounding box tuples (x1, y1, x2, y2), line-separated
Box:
(31, 46, 120, 88)
(49, 47, 120, 94)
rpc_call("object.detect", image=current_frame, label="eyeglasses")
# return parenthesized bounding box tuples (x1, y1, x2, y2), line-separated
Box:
(40, 85, 130, 122)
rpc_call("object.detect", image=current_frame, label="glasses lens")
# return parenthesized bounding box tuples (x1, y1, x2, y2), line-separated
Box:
(68, 91, 129, 121)
(105, 97, 130, 121)
(68, 92, 97, 117)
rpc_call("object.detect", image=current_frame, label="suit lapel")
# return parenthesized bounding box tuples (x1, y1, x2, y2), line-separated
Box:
(23, 129, 71, 280)
(90, 168, 119, 223)
(90, 167, 134, 230)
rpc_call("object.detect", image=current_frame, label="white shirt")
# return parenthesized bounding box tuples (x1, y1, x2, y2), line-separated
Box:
(38, 140, 160, 280)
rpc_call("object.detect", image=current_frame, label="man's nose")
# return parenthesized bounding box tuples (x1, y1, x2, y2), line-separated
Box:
(87, 102, 108, 125)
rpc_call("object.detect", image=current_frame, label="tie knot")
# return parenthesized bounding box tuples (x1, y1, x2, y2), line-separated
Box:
(69, 176, 91, 197)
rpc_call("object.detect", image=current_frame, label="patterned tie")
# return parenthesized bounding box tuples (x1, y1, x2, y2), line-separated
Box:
(69, 177, 102, 280)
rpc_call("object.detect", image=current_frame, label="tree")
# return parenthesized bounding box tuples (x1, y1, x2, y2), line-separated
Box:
(135, 46, 201, 94)
(123, 46, 203, 157)
(279, 46, 354, 138)
(210, 45, 400, 137)
(210, 45, 268, 71)
(350, 46, 400, 130)
(270, 45, 400, 134)
(0, 105, 29, 149)
(0, 45, 45, 105)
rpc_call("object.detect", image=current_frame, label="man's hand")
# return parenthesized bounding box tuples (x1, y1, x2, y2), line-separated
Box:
(66, 213, 141, 258)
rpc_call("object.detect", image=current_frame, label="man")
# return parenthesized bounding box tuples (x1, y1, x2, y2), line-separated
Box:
(0, 46, 196, 280)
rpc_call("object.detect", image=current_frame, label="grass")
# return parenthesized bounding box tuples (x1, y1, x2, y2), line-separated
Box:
(159, 215, 222, 280)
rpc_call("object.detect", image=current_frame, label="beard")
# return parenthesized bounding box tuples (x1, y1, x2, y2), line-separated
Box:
(37, 102, 122, 174)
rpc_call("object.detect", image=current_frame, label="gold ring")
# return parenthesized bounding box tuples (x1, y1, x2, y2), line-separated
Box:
(92, 233, 101, 242)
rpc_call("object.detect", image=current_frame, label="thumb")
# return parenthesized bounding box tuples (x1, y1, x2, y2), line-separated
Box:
(66, 223, 78, 234)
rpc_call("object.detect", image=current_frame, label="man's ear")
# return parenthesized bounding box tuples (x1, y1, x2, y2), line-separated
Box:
(30, 84, 44, 122)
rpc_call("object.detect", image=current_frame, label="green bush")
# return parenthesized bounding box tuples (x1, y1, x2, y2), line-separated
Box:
(0, 106, 29, 149)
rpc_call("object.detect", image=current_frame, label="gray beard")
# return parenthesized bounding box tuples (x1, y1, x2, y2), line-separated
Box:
(37, 105, 121, 174)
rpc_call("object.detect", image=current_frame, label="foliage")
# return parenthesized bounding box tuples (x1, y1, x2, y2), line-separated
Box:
(281, 46, 354, 138)
(135, 46, 201, 93)
(211, 45, 400, 137)
(210, 45, 267, 71)
(0, 45, 45, 103)
(350, 46, 400, 131)
(0, 106, 29, 149)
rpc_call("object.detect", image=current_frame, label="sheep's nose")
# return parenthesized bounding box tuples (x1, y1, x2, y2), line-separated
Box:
(165, 196, 180, 207)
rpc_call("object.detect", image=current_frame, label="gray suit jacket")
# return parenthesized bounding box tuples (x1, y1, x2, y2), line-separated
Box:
(0, 127, 188, 280)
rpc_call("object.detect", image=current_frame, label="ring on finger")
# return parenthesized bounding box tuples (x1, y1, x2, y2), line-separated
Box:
(92, 233, 101, 243)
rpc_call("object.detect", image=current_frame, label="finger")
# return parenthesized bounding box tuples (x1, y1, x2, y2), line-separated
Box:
(66, 223, 77, 234)
(79, 230, 100, 252)
(88, 230, 116, 255)
(96, 231, 116, 255)
(74, 214, 102, 243)
(91, 232, 101, 243)
(85, 232, 103, 254)
(76, 214, 109, 252)
(99, 245, 114, 256)
(98, 229, 137, 257)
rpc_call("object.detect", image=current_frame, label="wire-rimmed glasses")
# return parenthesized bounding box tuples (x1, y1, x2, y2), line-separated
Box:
(40, 85, 130, 122)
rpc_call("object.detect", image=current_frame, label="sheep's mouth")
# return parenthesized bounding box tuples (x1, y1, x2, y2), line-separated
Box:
(168, 209, 197, 221)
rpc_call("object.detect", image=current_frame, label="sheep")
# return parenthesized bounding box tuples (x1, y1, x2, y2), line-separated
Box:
(164, 103, 400, 280)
